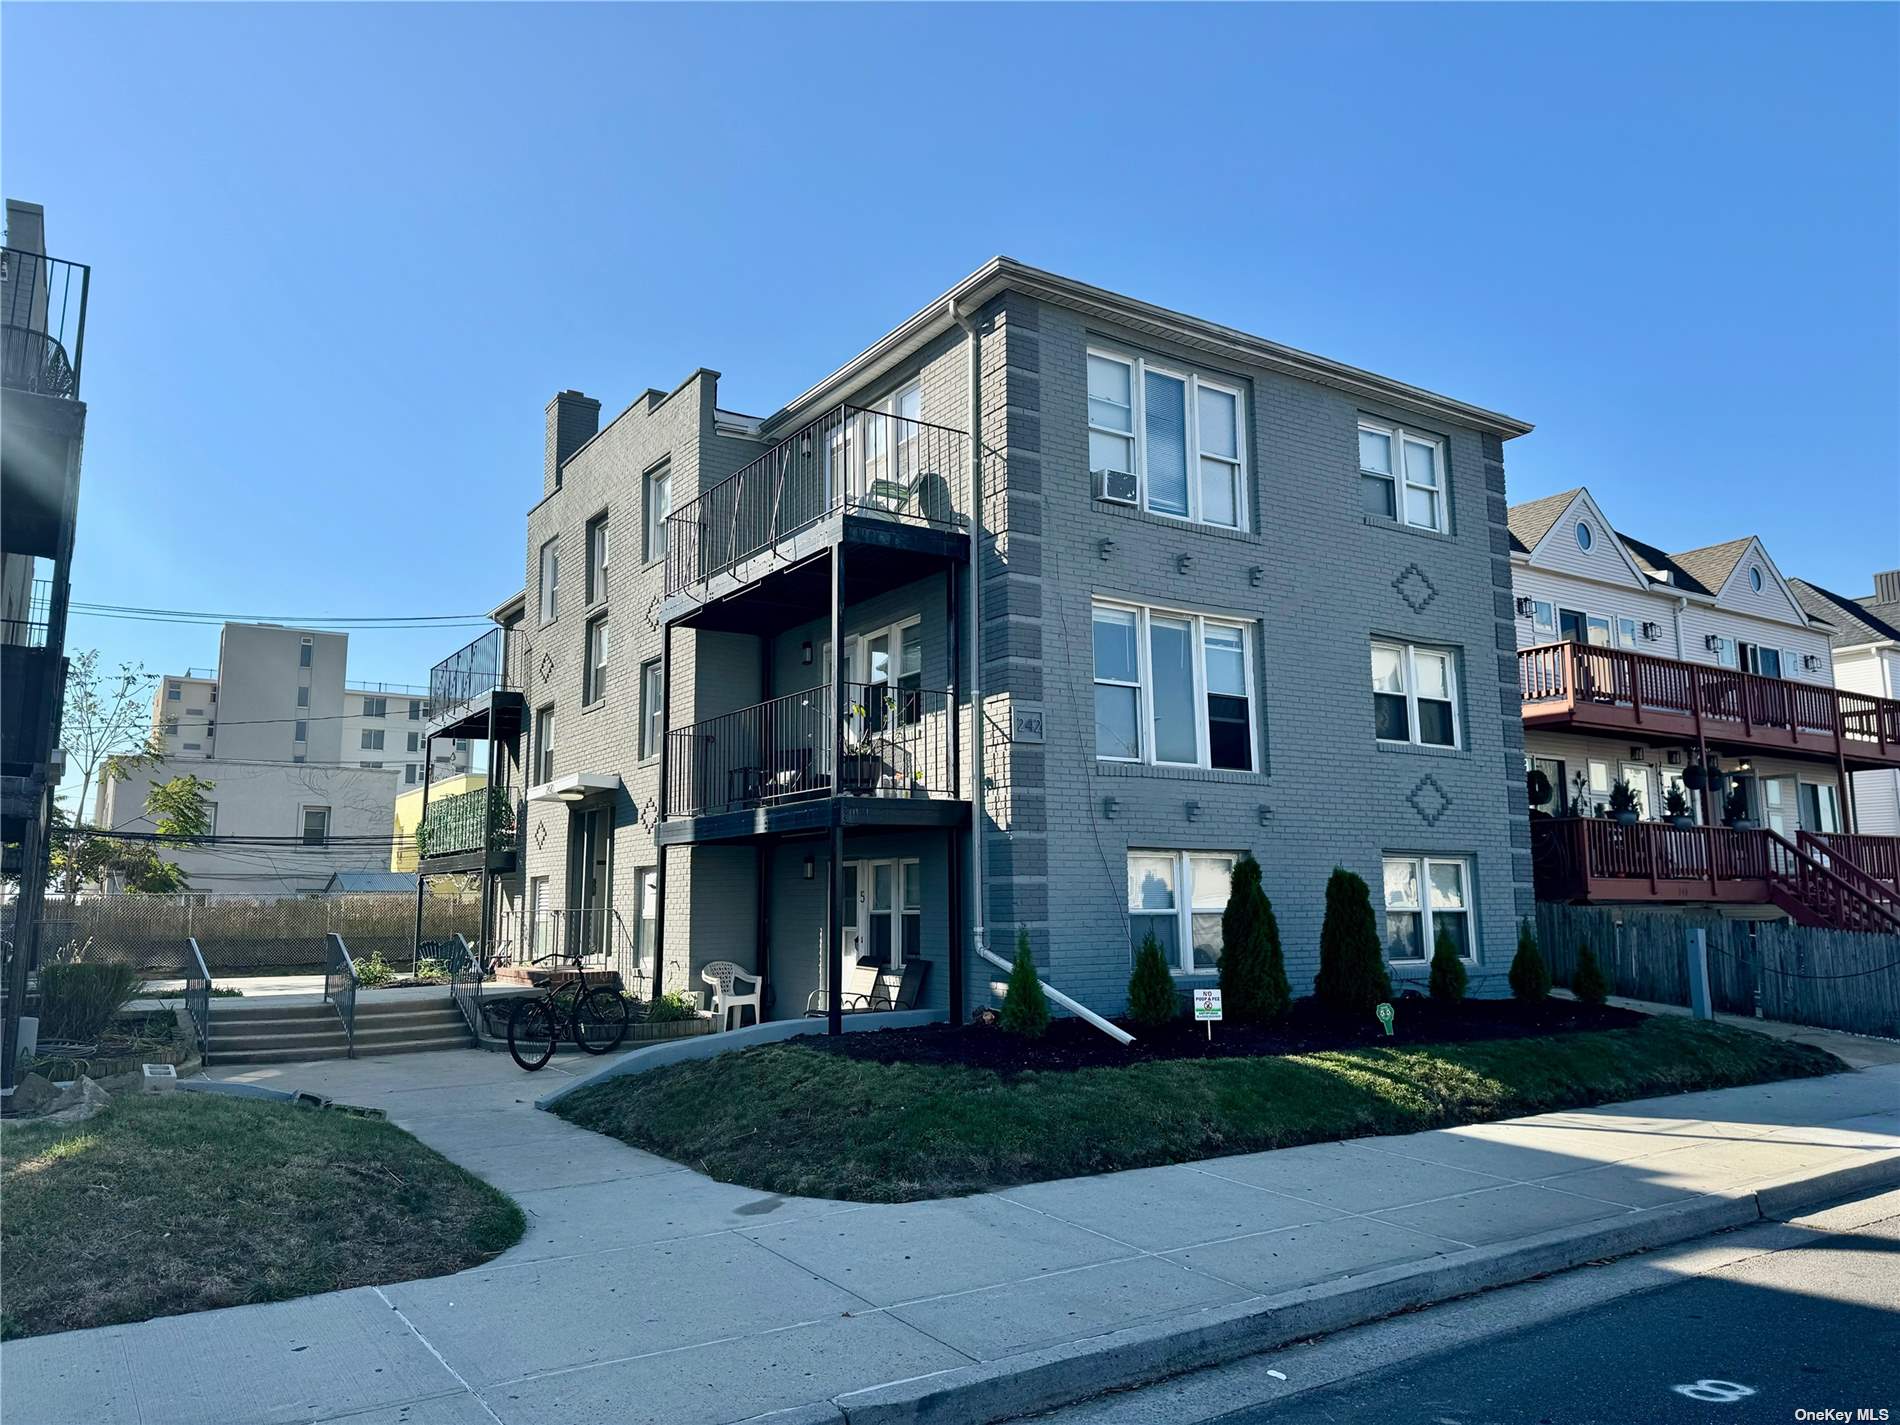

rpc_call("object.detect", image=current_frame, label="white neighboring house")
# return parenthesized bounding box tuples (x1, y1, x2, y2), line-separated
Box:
(94, 758, 401, 898)
(1508, 487, 1900, 924)
(1792, 572, 1900, 837)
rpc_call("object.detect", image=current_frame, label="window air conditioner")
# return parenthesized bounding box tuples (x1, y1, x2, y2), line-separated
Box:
(1093, 468, 1138, 506)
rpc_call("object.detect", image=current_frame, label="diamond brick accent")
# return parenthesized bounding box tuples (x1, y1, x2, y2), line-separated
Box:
(1392, 563, 1438, 614)
(1407, 774, 1452, 827)
(539, 651, 556, 683)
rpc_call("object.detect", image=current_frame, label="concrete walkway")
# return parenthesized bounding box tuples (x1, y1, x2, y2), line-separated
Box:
(4, 1046, 1898, 1425)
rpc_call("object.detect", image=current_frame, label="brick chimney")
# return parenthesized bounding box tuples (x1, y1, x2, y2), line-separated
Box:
(1873, 570, 1900, 607)
(545, 390, 601, 494)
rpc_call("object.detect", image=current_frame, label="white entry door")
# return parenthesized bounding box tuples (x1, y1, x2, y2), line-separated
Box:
(1761, 776, 1797, 837)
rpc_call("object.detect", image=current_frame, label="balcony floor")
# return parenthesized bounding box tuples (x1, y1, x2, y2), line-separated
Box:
(660, 513, 968, 635)
(426, 687, 525, 743)
(655, 792, 968, 847)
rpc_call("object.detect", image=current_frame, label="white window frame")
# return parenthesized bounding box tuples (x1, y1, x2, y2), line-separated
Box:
(583, 613, 610, 707)
(360, 696, 387, 719)
(300, 805, 331, 847)
(1087, 347, 1248, 531)
(844, 857, 921, 970)
(1127, 849, 1237, 975)
(644, 464, 671, 563)
(533, 704, 555, 784)
(1531, 599, 1556, 637)
(1358, 417, 1448, 533)
(586, 511, 611, 605)
(1615, 617, 1639, 650)
(1381, 853, 1476, 965)
(360, 729, 385, 751)
(1371, 640, 1462, 750)
(639, 659, 663, 760)
(634, 866, 659, 975)
(539, 536, 560, 625)
(1091, 598, 1258, 771)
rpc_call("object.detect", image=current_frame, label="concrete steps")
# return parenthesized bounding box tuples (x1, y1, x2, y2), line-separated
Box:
(208, 995, 473, 1064)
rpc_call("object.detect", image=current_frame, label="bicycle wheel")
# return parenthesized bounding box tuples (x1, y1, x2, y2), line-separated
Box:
(507, 997, 559, 1071)
(574, 986, 630, 1054)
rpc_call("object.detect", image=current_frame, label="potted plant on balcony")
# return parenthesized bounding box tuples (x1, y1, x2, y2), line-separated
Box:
(1525, 767, 1553, 818)
(1723, 782, 1757, 829)
(1607, 778, 1642, 825)
(1568, 769, 1594, 818)
(1663, 784, 1695, 828)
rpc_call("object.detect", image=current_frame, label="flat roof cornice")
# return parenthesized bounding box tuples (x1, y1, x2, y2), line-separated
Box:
(765, 257, 1534, 441)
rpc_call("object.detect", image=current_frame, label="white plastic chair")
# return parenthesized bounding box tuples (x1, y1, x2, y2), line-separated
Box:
(700, 960, 762, 1032)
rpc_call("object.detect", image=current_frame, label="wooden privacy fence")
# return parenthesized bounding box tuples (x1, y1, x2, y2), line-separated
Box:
(27, 892, 482, 977)
(1536, 902, 1900, 1040)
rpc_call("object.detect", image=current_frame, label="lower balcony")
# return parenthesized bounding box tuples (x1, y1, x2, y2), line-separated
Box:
(658, 682, 967, 845)
(1519, 642, 1900, 770)
(416, 784, 518, 874)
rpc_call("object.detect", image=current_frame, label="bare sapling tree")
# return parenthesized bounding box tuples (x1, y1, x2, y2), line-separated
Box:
(61, 649, 163, 828)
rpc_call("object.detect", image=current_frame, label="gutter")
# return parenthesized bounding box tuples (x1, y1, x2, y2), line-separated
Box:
(949, 298, 987, 1001)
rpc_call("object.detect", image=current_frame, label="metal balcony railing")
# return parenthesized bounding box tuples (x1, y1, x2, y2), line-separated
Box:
(664, 405, 970, 597)
(1, 247, 89, 398)
(428, 627, 510, 724)
(666, 681, 959, 819)
(415, 784, 516, 860)
(0, 579, 51, 648)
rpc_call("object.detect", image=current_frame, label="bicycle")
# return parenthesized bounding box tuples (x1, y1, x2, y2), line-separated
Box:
(506, 952, 631, 1071)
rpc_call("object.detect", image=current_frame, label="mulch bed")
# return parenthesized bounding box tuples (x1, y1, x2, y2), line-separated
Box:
(810, 996, 1648, 1073)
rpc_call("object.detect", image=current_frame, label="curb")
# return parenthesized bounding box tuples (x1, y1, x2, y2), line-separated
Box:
(829, 1152, 1900, 1425)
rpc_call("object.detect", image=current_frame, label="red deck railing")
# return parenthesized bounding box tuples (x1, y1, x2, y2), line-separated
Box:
(1518, 642, 1900, 765)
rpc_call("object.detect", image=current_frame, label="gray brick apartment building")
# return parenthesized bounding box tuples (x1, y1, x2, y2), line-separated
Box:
(421, 258, 1536, 1026)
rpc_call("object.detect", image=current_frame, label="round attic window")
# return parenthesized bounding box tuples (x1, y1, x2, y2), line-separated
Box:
(1750, 567, 1764, 592)
(1576, 521, 1593, 552)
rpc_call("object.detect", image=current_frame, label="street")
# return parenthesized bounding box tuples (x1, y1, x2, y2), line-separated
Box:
(1050, 1190, 1900, 1425)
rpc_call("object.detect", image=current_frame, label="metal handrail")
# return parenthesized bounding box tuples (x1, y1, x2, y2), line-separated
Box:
(184, 937, 213, 1063)
(428, 627, 509, 724)
(664, 404, 970, 596)
(1, 247, 90, 398)
(447, 933, 484, 1038)
(323, 932, 359, 1057)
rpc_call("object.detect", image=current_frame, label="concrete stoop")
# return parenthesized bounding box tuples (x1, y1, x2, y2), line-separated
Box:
(207, 997, 473, 1064)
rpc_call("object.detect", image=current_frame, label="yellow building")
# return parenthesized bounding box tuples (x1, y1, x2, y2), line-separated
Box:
(391, 772, 487, 873)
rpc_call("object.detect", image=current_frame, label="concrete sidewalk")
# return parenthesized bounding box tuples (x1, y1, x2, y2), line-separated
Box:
(3, 1050, 1897, 1425)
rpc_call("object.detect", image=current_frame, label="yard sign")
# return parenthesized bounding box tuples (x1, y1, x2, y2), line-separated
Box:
(1194, 988, 1222, 1040)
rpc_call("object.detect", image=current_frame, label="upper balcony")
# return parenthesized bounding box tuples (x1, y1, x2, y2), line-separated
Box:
(1519, 641, 1900, 771)
(1, 248, 88, 401)
(415, 782, 518, 874)
(426, 626, 524, 743)
(659, 404, 972, 633)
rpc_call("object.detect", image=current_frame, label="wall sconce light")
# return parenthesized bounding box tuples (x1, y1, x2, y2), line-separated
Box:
(1514, 596, 1536, 618)
(1803, 654, 1822, 672)
(802, 855, 814, 879)
(1642, 621, 1662, 641)
(1098, 538, 1116, 562)
(1177, 554, 1194, 576)
(801, 641, 813, 665)
(1102, 796, 1119, 821)
(1184, 800, 1201, 822)
(1629, 746, 1646, 761)
(1257, 805, 1273, 826)
(1249, 565, 1264, 588)
(1704, 633, 1722, 652)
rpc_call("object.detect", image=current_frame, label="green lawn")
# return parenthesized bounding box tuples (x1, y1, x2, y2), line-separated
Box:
(554, 1017, 1842, 1202)
(0, 1093, 524, 1340)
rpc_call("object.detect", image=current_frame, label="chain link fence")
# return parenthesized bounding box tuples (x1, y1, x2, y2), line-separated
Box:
(14, 892, 483, 977)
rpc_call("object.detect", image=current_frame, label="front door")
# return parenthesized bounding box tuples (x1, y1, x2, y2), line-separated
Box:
(567, 804, 613, 956)
(1559, 608, 1587, 643)
(1761, 776, 1796, 838)
(1620, 761, 1656, 820)
(853, 858, 920, 969)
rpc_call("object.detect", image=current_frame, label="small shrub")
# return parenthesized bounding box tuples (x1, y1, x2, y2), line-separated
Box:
(1126, 932, 1178, 1028)
(640, 990, 702, 1023)
(1508, 920, 1552, 1002)
(1314, 868, 1391, 1017)
(1219, 853, 1291, 1025)
(1572, 942, 1610, 1006)
(36, 961, 143, 1043)
(354, 952, 397, 989)
(413, 958, 448, 984)
(999, 927, 1050, 1038)
(1428, 927, 1468, 1003)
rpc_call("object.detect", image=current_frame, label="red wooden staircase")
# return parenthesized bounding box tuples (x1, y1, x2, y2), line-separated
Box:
(1764, 831, 1900, 934)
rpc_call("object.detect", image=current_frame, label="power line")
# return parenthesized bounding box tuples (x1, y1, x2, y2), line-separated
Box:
(72, 601, 490, 625)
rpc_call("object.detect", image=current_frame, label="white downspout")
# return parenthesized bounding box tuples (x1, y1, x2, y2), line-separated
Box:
(949, 299, 987, 1000)
(1672, 594, 1689, 660)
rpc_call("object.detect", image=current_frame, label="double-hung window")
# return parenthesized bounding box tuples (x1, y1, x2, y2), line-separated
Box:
(585, 513, 610, 604)
(361, 696, 387, 719)
(1382, 854, 1473, 963)
(1087, 349, 1246, 529)
(639, 659, 663, 759)
(360, 729, 385, 751)
(301, 806, 331, 847)
(1615, 616, 1639, 650)
(533, 704, 555, 784)
(1358, 419, 1448, 532)
(1093, 600, 1256, 771)
(583, 614, 610, 707)
(539, 536, 561, 624)
(644, 464, 671, 563)
(1530, 600, 1556, 638)
(1127, 850, 1236, 974)
(1371, 641, 1460, 748)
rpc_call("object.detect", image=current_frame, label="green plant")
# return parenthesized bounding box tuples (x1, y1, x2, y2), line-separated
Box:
(1313, 868, 1391, 1017)
(1508, 919, 1552, 1002)
(1572, 942, 1610, 1006)
(1608, 779, 1642, 818)
(1428, 926, 1468, 1003)
(1126, 931, 1178, 1028)
(354, 952, 397, 989)
(998, 927, 1050, 1038)
(36, 961, 143, 1044)
(1723, 782, 1751, 825)
(1663, 784, 1691, 819)
(413, 958, 447, 983)
(640, 990, 701, 1023)
(1219, 852, 1291, 1024)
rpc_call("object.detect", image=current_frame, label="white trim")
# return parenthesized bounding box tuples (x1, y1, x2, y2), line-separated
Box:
(525, 771, 622, 806)
(846, 857, 922, 971)
(1371, 640, 1462, 750)
(1380, 853, 1476, 965)
(1522, 488, 1654, 591)
(1088, 346, 1248, 531)
(1093, 597, 1258, 772)
(1358, 417, 1447, 533)
(1128, 848, 1238, 975)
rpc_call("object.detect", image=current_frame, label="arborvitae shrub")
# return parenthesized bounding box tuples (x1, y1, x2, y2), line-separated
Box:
(1572, 942, 1610, 1006)
(1508, 919, 1553, 1002)
(1126, 931, 1178, 1028)
(1219, 853, 1291, 1024)
(1428, 926, 1468, 1003)
(998, 926, 1050, 1037)
(1314, 868, 1392, 1017)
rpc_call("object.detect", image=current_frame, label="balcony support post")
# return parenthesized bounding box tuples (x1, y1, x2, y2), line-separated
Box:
(654, 620, 675, 1001)
(478, 703, 495, 965)
(413, 734, 435, 960)
(946, 824, 964, 1025)
(828, 546, 847, 1037)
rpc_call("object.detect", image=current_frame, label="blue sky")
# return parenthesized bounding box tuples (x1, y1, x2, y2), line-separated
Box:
(5, 3, 1896, 764)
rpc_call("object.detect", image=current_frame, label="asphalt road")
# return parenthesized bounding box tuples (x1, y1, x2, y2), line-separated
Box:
(1051, 1195, 1900, 1425)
